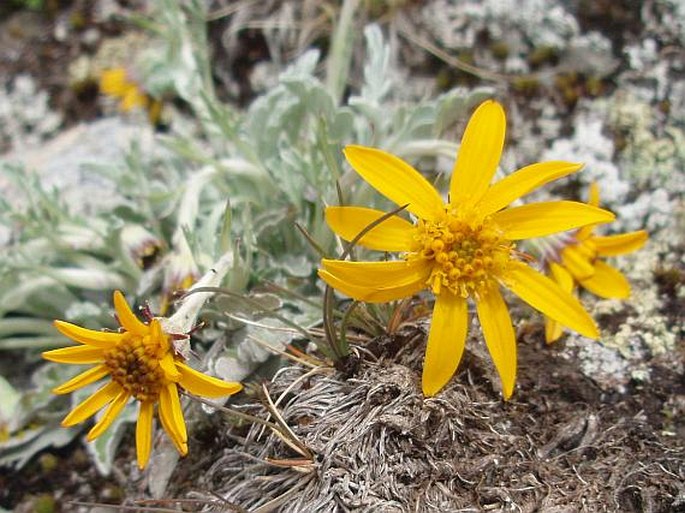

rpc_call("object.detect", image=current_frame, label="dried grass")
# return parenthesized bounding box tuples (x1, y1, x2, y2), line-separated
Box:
(181, 334, 684, 512)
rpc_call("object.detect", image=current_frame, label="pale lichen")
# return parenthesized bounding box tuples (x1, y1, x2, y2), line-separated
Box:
(0, 75, 62, 153)
(422, 0, 579, 51)
(540, 103, 630, 204)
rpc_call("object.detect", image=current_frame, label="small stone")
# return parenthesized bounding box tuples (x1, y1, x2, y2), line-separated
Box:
(82, 27, 101, 49)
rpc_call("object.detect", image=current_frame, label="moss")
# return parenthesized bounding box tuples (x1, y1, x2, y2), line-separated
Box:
(654, 266, 684, 293)
(554, 72, 580, 108)
(512, 76, 540, 97)
(434, 67, 454, 92)
(613, 132, 629, 153)
(658, 99, 671, 116)
(72, 447, 90, 467)
(456, 50, 475, 66)
(33, 494, 56, 513)
(38, 453, 59, 472)
(585, 75, 605, 97)
(69, 9, 86, 30)
(489, 41, 510, 61)
(101, 483, 126, 502)
(363, 0, 411, 18)
(527, 45, 559, 68)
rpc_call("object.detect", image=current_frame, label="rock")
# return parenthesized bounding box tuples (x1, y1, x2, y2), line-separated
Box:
(1, 117, 155, 217)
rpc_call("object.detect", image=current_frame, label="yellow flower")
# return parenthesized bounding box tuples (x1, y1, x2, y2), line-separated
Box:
(543, 183, 648, 343)
(99, 68, 163, 125)
(42, 291, 242, 469)
(319, 100, 616, 399)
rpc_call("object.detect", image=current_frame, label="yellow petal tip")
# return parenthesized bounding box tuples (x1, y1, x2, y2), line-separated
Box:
(421, 374, 447, 397)
(421, 384, 439, 398)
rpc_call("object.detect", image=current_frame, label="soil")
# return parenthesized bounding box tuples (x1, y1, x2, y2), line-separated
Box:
(168, 325, 685, 512)
(3, 325, 684, 511)
(0, 1, 126, 134)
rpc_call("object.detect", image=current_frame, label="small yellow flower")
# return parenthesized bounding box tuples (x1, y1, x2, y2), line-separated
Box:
(42, 291, 242, 469)
(319, 100, 616, 399)
(543, 183, 648, 343)
(99, 68, 163, 125)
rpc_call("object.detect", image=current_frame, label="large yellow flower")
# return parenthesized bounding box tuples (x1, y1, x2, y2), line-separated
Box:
(42, 291, 242, 468)
(543, 183, 648, 343)
(319, 100, 616, 399)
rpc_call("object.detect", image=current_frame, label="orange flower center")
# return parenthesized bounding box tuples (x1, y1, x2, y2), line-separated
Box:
(413, 207, 512, 298)
(103, 328, 170, 402)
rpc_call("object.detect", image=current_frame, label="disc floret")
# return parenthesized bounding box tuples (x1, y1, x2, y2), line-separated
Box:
(413, 207, 513, 299)
(103, 323, 170, 402)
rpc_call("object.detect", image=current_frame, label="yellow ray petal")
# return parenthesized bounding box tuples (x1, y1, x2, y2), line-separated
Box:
(42, 345, 105, 364)
(579, 260, 630, 299)
(422, 293, 468, 397)
(86, 389, 130, 441)
(136, 401, 154, 469)
(450, 100, 506, 206)
(62, 381, 121, 426)
(493, 201, 615, 240)
(159, 383, 188, 450)
(575, 224, 595, 242)
(545, 317, 564, 344)
(158, 401, 188, 456)
(120, 87, 147, 111)
(544, 263, 574, 344)
(325, 206, 415, 251)
(575, 239, 597, 260)
(561, 246, 596, 281)
(576, 183, 602, 239)
(476, 287, 517, 399)
(321, 258, 430, 288)
(160, 352, 181, 381)
(587, 182, 600, 207)
(176, 362, 243, 398)
(113, 290, 147, 336)
(343, 145, 444, 221)
(318, 269, 427, 303)
(53, 320, 123, 348)
(505, 261, 598, 339)
(592, 230, 648, 256)
(53, 364, 110, 395)
(99, 68, 127, 96)
(478, 161, 583, 216)
(550, 261, 574, 292)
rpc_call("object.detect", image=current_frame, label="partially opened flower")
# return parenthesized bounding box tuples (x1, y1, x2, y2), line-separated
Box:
(542, 183, 648, 343)
(119, 224, 164, 271)
(319, 100, 616, 399)
(159, 238, 200, 315)
(43, 291, 242, 468)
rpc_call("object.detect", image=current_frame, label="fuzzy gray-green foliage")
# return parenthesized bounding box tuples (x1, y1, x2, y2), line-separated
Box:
(0, 0, 490, 475)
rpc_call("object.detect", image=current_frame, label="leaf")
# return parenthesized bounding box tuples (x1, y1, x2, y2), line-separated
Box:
(0, 425, 78, 469)
(0, 376, 21, 435)
(88, 402, 137, 476)
(360, 24, 392, 103)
